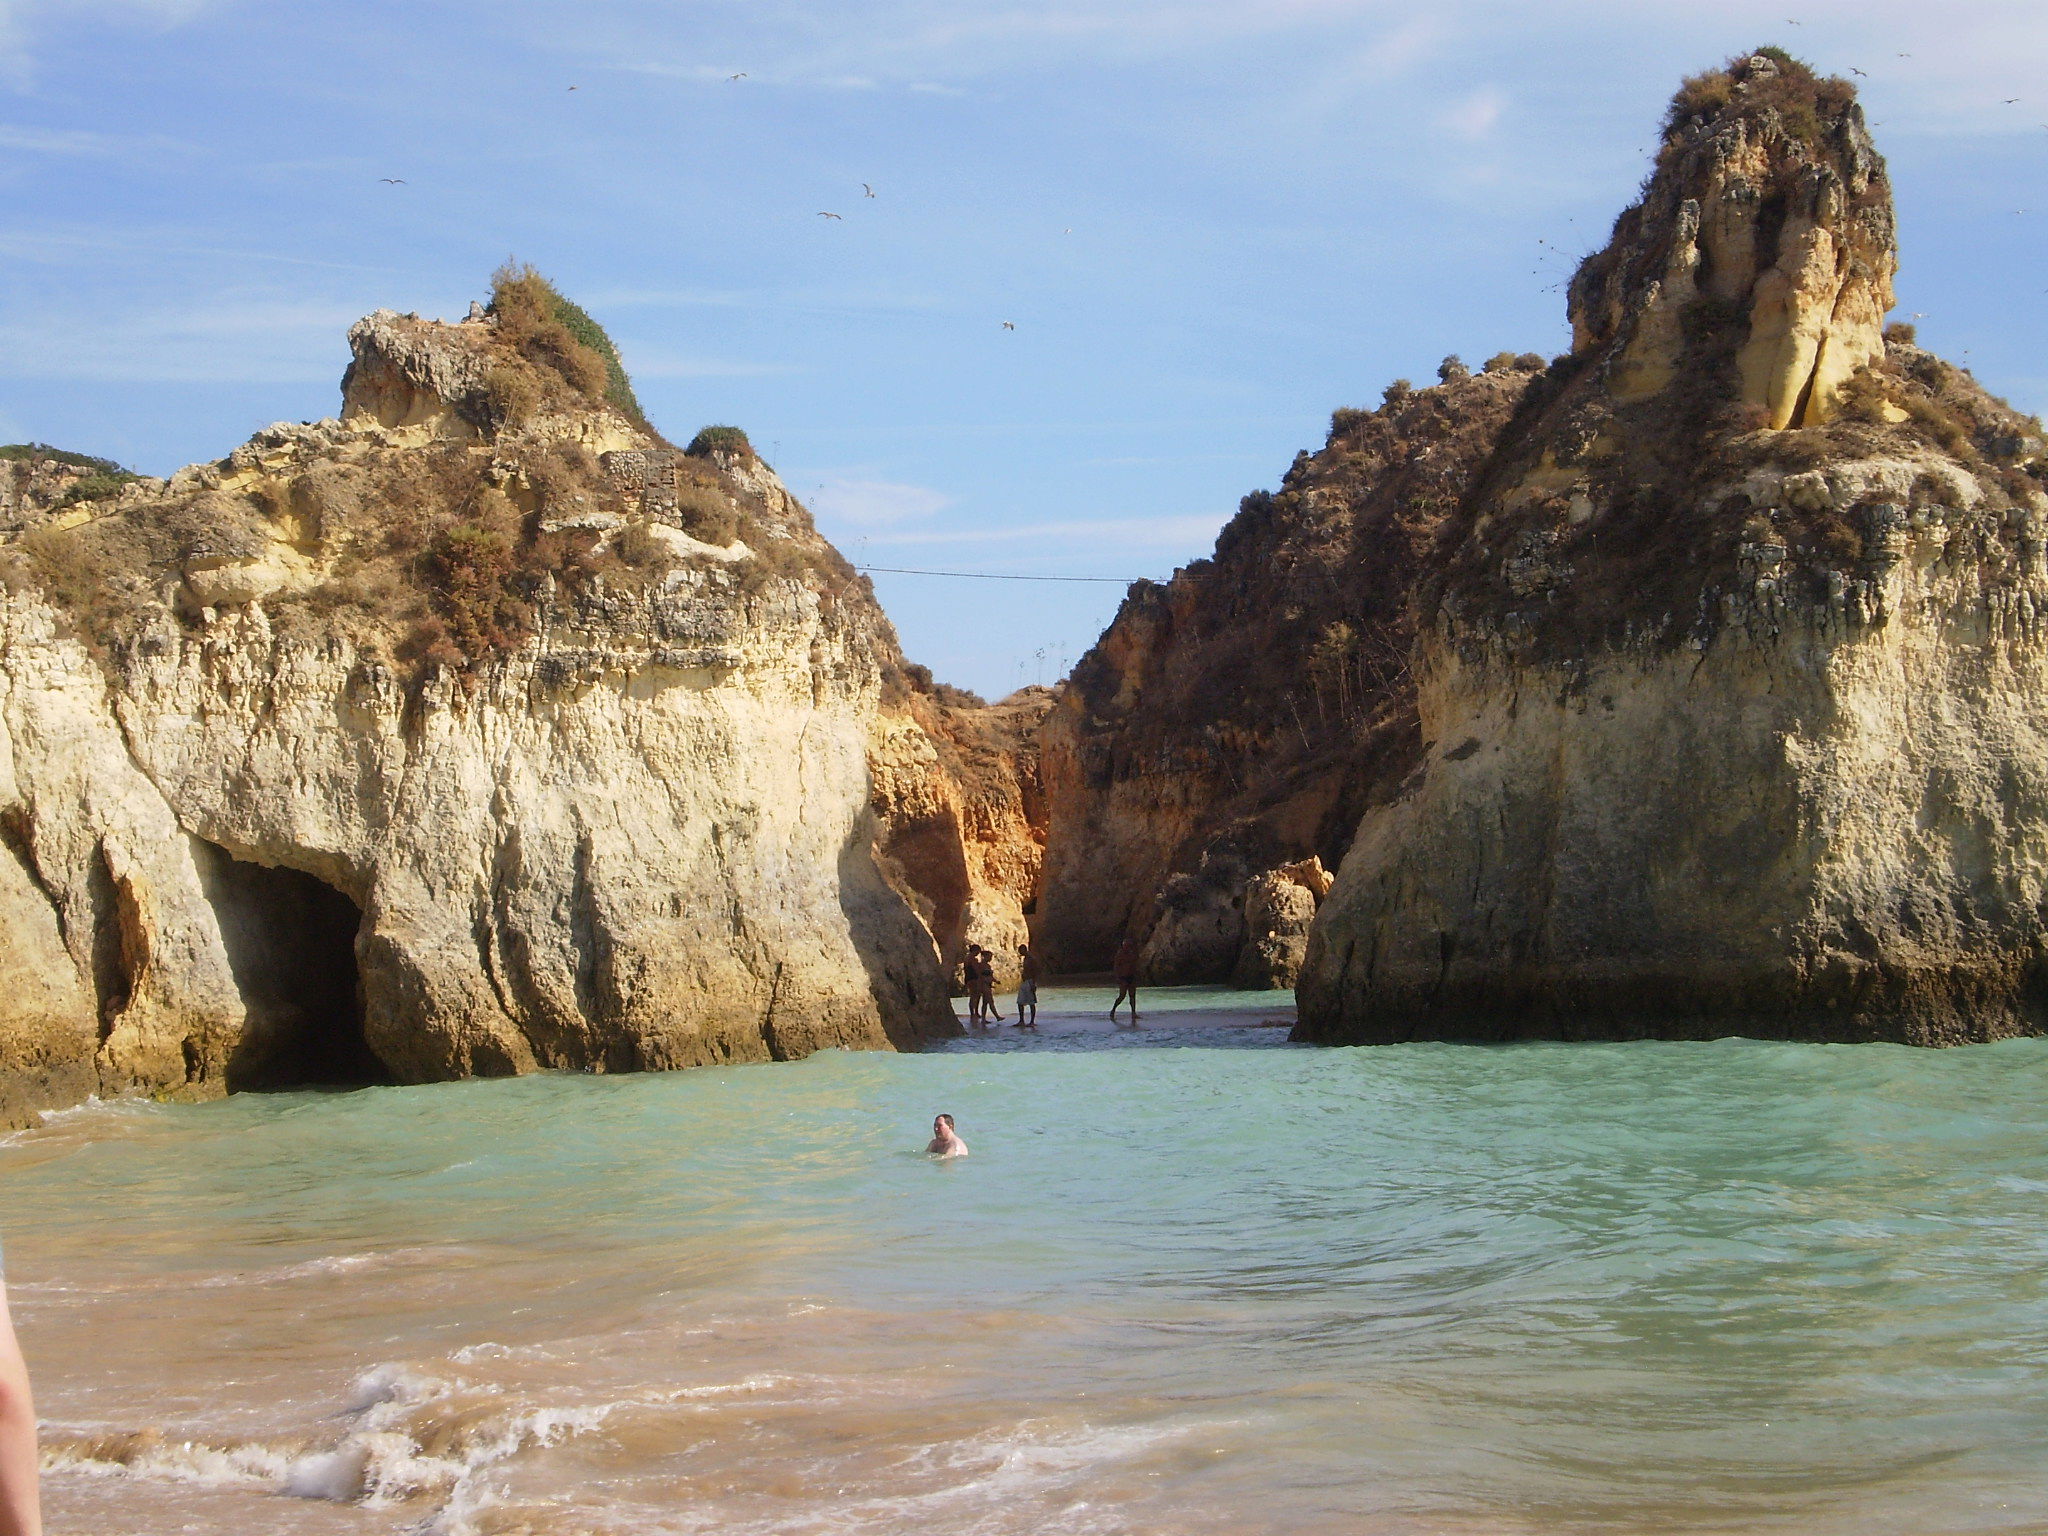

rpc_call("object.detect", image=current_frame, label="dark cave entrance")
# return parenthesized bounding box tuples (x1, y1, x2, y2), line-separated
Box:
(191, 839, 392, 1090)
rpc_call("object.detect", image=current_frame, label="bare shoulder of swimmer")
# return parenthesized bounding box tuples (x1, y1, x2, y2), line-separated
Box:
(928, 1114, 969, 1157)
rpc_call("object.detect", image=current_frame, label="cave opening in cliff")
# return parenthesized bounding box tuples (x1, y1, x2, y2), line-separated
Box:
(191, 838, 393, 1091)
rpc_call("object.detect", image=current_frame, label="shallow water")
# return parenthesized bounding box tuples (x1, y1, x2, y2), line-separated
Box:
(9, 986, 2048, 1534)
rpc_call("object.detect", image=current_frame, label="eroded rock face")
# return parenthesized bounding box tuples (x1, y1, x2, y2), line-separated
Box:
(1033, 367, 1533, 983)
(1568, 52, 1894, 429)
(869, 685, 1051, 990)
(0, 303, 956, 1125)
(1296, 57, 2048, 1045)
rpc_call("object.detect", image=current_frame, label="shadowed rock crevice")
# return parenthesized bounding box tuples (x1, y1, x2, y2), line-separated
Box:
(191, 839, 389, 1090)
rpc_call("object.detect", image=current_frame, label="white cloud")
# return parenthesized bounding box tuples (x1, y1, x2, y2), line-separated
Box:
(0, 298, 356, 383)
(808, 475, 955, 526)
(1439, 85, 1505, 141)
(0, 123, 151, 155)
(0, 0, 220, 81)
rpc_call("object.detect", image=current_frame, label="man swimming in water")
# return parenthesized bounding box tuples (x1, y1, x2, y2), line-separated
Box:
(928, 1113, 968, 1158)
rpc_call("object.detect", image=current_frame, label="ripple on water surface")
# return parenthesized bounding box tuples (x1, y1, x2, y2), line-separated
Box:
(9, 1001, 2048, 1534)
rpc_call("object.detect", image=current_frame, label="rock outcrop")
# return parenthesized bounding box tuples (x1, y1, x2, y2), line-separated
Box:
(0, 274, 958, 1127)
(870, 682, 1052, 990)
(1296, 51, 2048, 1045)
(1033, 361, 1536, 985)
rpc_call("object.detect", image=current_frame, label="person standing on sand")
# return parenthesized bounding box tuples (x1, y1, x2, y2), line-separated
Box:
(928, 1113, 969, 1157)
(960, 948, 983, 1026)
(0, 1265, 41, 1536)
(1016, 944, 1040, 1028)
(1110, 935, 1141, 1023)
(982, 947, 1007, 1023)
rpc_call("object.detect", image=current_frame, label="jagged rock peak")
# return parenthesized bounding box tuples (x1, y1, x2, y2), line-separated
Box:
(1567, 49, 1895, 428)
(340, 265, 655, 453)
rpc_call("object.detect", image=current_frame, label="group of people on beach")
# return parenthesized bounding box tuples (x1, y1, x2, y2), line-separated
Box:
(959, 943, 1039, 1027)
(957, 935, 1144, 1027)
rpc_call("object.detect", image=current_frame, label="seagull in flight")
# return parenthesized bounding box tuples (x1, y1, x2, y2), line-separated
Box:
(568, 85, 579, 91)
(378, 177, 406, 184)
(1850, 67, 1867, 77)
(728, 72, 746, 81)
(2004, 98, 2021, 104)
(862, 183, 876, 197)
(1001, 321, 1015, 330)
(818, 211, 843, 220)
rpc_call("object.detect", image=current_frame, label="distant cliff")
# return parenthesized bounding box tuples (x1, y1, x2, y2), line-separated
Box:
(1044, 50, 2048, 1043)
(0, 269, 965, 1126)
(1034, 363, 1533, 984)
(1299, 50, 2048, 1045)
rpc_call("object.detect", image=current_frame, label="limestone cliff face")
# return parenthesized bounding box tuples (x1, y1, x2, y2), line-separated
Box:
(1297, 54, 2048, 1045)
(0, 293, 955, 1126)
(869, 684, 1051, 990)
(1033, 365, 1534, 984)
(1568, 50, 1895, 429)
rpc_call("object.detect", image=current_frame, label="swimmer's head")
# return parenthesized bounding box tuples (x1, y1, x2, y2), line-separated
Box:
(934, 1113, 955, 1132)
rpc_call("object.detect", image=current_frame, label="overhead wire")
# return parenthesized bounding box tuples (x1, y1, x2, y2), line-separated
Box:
(854, 565, 1148, 583)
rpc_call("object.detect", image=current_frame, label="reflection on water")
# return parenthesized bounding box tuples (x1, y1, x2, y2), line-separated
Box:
(8, 1004, 2048, 1533)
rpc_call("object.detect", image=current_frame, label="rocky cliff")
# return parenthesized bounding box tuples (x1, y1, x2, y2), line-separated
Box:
(1033, 348, 1538, 984)
(1041, 49, 2048, 1043)
(0, 270, 959, 1127)
(1296, 51, 2048, 1044)
(870, 679, 1051, 991)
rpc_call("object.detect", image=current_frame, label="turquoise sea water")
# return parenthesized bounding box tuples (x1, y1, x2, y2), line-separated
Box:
(9, 987, 2048, 1533)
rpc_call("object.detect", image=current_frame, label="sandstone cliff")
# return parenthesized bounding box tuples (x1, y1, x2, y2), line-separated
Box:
(0, 270, 958, 1127)
(870, 679, 1051, 991)
(1034, 357, 1538, 985)
(1297, 51, 2048, 1044)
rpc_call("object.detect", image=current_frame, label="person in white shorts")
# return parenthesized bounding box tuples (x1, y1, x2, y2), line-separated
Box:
(1015, 944, 1040, 1028)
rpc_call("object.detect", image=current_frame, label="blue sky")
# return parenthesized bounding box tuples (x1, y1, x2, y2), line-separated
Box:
(1, 0, 2042, 697)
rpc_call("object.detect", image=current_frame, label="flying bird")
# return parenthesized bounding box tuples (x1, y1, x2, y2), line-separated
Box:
(568, 85, 579, 91)
(1850, 67, 1867, 76)
(818, 211, 843, 219)
(728, 72, 746, 81)
(1002, 321, 1015, 330)
(862, 183, 876, 197)
(378, 177, 406, 184)
(2005, 98, 2021, 104)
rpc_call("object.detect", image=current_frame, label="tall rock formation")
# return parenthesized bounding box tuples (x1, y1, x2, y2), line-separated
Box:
(1033, 345, 1539, 984)
(0, 273, 959, 1127)
(1297, 51, 2048, 1044)
(870, 680, 1052, 990)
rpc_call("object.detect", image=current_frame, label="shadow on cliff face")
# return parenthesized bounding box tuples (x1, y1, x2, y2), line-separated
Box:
(836, 824, 961, 1052)
(191, 839, 393, 1090)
